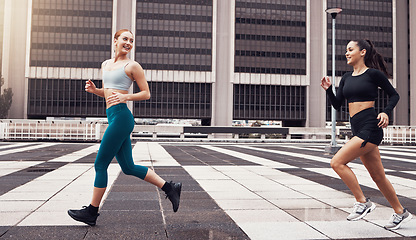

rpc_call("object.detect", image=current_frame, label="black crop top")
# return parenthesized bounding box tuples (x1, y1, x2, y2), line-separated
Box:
(326, 68, 399, 116)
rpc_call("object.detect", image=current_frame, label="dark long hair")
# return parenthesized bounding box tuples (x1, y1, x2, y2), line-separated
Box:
(352, 39, 390, 77)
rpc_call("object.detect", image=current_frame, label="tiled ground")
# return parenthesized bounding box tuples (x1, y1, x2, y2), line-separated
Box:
(0, 141, 415, 239)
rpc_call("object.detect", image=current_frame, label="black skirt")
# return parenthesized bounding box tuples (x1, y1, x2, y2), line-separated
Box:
(350, 107, 384, 147)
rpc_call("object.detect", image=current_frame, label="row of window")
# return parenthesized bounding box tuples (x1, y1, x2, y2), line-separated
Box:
(330, 54, 392, 64)
(28, 78, 106, 117)
(27, 78, 394, 124)
(234, 67, 306, 75)
(30, 61, 102, 68)
(133, 82, 211, 118)
(135, 29, 211, 38)
(340, 9, 392, 18)
(137, 0, 212, 5)
(32, 26, 111, 34)
(137, 13, 211, 22)
(137, 55, 211, 67)
(236, 34, 305, 43)
(236, 18, 305, 27)
(34, 0, 112, 11)
(32, 9, 112, 17)
(32, 43, 109, 51)
(140, 64, 211, 71)
(236, 51, 305, 59)
(136, 44, 212, 55)
(28, 78, 312, 121)
(234, 84, 306, 120)
(330, 23, 392, 33)
(33, 17, 112, 28)
(333, 39, 393, 49)
(235, 1, 306, 11)
(137, 20, 211, 32)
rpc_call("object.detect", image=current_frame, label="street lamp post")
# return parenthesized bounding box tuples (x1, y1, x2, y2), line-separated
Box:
(325, 8, 342, 155)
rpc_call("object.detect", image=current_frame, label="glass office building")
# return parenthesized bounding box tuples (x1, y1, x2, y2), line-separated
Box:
(27, 0, 112, 118)
(134, 0, 213, 120)
(234, 0, 307, 126)
(2, 0, 414, 127)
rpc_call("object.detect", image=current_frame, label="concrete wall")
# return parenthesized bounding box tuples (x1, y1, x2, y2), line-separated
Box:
(211, 0, 234, 127)
(114, 0, 135, 111)
(2, 0, 29, 119)
(394, 0, 409, 125)
(410, 0, 416, 125)
(306, 0, 327, 127)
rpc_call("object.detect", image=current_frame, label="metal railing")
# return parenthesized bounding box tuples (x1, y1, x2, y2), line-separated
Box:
(0, 120, 101, 141)
(383, 126, 416, 145)
(1, 120, 415, 145)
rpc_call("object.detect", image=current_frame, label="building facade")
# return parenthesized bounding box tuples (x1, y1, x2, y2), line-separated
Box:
(1, 0, 416, 127)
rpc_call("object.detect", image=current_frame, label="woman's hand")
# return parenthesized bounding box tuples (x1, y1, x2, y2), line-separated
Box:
(320, 76, 331, 90)
(377, 112, 389, 128)
(85, 79, 96, 93)
(106, 91, 127, 106)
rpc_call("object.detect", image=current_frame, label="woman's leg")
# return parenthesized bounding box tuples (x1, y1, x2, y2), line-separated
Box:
(115, 137, 165, 188)
(91, 187, 106, 207)
(68, 112, 130, 225)
(89, 133, 118, 207)
(360, 146, 404, 214)
(115, 137, 181, 212)
(144, 169, 166, 188)
(91, 108, 134, 206)
(330, 137, 377, 203)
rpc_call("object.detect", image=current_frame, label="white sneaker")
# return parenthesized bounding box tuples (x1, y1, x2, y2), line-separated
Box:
(384, 208, 412, 230)
(347, 198, 376, 221)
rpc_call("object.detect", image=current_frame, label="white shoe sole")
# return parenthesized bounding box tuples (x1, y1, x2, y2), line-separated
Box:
(385, 212, 413, 230)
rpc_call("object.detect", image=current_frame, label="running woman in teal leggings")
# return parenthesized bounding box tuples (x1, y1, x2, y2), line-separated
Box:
(68, 29, 181, 226)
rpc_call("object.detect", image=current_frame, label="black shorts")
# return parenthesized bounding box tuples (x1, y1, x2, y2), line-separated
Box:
(350, 107, 384, 147)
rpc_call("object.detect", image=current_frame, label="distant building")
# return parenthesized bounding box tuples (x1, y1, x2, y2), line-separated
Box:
(1, 0, 415, 127)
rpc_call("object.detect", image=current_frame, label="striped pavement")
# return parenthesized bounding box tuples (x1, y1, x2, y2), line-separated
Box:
(0, 141, 415, 239)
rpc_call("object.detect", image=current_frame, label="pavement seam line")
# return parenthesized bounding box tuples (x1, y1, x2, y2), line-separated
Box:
(147, 142, 169, 239)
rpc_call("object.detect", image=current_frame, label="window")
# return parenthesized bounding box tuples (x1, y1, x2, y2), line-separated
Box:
(30, 0, 112, 68)
(235, 0, 307, 74)
(135, 0, 212, 71)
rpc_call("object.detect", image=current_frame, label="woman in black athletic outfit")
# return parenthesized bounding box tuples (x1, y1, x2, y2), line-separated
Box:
(321, 39, 412, 230)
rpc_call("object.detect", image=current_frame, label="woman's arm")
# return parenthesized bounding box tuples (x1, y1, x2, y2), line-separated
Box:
(370, 69, 400, 117)
(321, 76, 345, 110)
(85, 79, 105, 97)
(369, 69, 400, 128)
(84, 60, 107, 97)
(125, 62, 151, 101)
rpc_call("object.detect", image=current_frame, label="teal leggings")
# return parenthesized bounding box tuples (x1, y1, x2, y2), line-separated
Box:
(94, 103, 148, 188)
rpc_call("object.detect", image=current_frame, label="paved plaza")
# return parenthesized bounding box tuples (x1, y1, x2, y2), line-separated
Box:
(0, 141, 415, 240)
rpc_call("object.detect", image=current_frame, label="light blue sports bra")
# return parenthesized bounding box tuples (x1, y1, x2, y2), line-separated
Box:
(102, 62, 133, 91)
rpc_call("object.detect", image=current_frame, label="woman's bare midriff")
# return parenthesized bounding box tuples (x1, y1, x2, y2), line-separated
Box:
(349, 101, 375, 118)
(104, 88, 128, 108)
